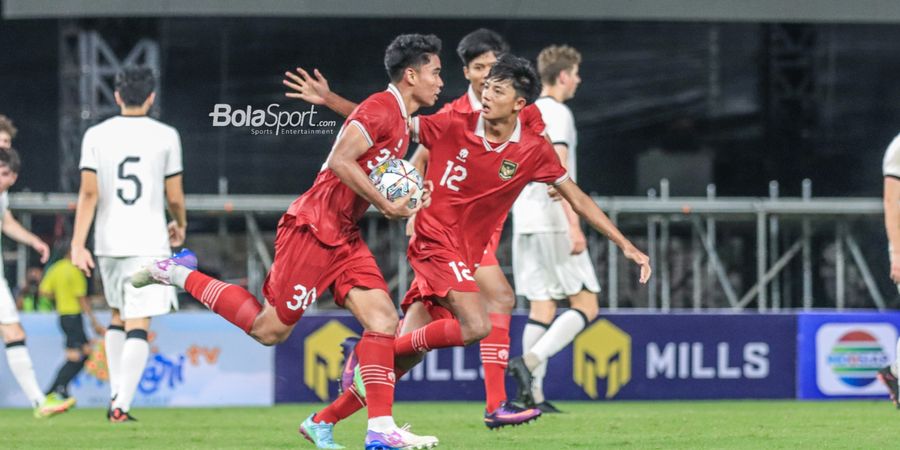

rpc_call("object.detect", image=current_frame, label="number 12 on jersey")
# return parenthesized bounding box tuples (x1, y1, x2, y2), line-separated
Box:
(449, 261, 475, 282)
(439, 161, 467, 191)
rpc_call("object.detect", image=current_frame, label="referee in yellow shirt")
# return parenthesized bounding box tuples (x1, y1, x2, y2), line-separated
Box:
(39, 247, 104, 402)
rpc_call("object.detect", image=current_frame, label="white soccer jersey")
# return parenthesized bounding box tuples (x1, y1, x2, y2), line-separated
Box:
(512, 97, 578, 234)
(0, 191, 7, 277)
(79, 116, 183, 257)
(883, 133, 900, 178)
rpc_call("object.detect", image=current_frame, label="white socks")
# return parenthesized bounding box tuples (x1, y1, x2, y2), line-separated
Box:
(112, 329, 150, 412)
(368, 416, 399, 433)
(171, 265, 192, 289)
(522, 320, 550, 403)
(527, 309, 589, 368)
(105, 326, 126, 401)
(5, 341, 46, 407)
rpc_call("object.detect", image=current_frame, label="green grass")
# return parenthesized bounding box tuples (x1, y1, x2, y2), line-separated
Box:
(2, 400, 896, 449)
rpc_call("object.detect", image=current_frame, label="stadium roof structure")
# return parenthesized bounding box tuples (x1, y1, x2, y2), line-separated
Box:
(6, 0, 900, 24)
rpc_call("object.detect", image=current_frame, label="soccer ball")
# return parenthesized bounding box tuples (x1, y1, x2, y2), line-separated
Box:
(369, 158, 423, 208)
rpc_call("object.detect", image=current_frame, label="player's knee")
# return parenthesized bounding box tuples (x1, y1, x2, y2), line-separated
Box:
(485, 286, 515, 313)
(578, 306, 599, 322)
(1, 324, 26, 343)
(365, 315, 398, 336)
(461, 318, 491, 344)
(252, 328, 289, 346)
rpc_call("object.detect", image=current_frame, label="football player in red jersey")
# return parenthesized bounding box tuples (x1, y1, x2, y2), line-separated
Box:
(285, 29, 546, 428)
(133, 34, 442, 450)
(287, 54, 650, 434)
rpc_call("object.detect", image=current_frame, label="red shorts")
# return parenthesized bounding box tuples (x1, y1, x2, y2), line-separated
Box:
(478, 224, 502, 267)
(263, 214, 387, 326)
(401, 235, 479, 314)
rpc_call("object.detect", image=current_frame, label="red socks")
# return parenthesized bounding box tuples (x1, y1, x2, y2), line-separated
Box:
(481, 313, 511, 412)
(356, 331, 396, 418)
(314, 384, 366, 424)
(394, 319, 464, 357)
(184, 271, 261, 334)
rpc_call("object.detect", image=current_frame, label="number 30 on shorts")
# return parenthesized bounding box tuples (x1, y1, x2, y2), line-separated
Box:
(448, 261, 475, 282)
(286, 284, 318, 311)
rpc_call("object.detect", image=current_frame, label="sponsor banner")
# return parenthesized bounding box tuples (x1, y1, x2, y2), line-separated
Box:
(797, 312, 900, 399)
(275, 313, 796, 402)
(0, 312, 273, 408)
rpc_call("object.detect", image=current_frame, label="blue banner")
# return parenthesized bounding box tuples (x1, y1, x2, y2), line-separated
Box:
(0, 312, 274, 408)
(275, 313, 797, 402)
(797, 312, 900, 399)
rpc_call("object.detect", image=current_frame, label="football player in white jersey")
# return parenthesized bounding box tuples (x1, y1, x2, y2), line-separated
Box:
(71, 66, 188, 422)
(0, 148, 75, 417)
(507, 45, 601, 413)
(877, 132, 900, 407)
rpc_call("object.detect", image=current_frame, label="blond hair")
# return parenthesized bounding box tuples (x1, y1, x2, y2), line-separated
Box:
(537, 45, 582, 86)
(0, 115, 17, 139)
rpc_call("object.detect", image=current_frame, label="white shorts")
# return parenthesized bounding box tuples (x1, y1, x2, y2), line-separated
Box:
(512, 232, 601, 301)
(98, 256, 177, 320)
(0, 278, 19, 325)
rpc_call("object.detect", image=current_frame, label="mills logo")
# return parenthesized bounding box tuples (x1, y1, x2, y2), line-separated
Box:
(816, 323, 895, 395)
(304, 321, 359, 401)
(573, 320, 631, 399)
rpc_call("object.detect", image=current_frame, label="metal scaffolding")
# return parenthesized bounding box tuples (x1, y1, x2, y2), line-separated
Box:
(58, 23, 159, 192)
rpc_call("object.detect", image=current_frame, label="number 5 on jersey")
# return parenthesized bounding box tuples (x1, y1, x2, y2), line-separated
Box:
(117, 156, 143, 205)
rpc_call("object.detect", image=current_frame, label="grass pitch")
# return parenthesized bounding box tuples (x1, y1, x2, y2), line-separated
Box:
(1, 400, 895, 449)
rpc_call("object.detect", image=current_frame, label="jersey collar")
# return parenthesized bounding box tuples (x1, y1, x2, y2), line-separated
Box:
(386, 84, 408, 119)
(467, 85, 483, 111)
(474, 112, 521, 153)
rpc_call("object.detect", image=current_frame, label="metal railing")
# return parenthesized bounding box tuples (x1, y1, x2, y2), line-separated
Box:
(7, 181, 891, 312)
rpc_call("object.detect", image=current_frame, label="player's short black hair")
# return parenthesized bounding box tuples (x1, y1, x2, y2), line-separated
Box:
(115, 65, 156, 107)
(384, 34, 442, 83)
(0, 147, 21, 173)
(486, 54, 542, 104)
(456, 28, 509, 66)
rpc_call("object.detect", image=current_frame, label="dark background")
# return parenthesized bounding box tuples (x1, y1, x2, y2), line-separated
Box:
(2, 18, 899, 197)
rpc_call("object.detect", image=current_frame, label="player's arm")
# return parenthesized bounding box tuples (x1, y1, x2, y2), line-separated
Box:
(553, 143, 586, 254)
(556, 179, 651, 283)
(328, 125, 419, 220)
(165, 174, 187, 247)
(884, 176, 900, 283)
(404, 144, 433, 236)
(71, 170, 99, 277)
(284, 67, 357, 118)
(1, 210, 49, 263)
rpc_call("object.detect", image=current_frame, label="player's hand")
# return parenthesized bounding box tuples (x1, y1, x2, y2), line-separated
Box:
(623, 245, 651, 284)
(31, 238, 50, 263)
(420, 180, 434, 208)
(168, 220, 186, 247)
(284, 67, 331, 105)
(71, 246, 95, 278)
(569, 225, 587, 255)
(381, 187, 422, 220)
(547, 185, 563, 201)
(891, 257, 900, 284)
(92, 323, 106, 337)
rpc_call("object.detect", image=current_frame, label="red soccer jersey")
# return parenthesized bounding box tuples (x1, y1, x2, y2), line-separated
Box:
(290, 84, 411, 246)
(411, 110, 569, 266)
(435, 88, 547, 263)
